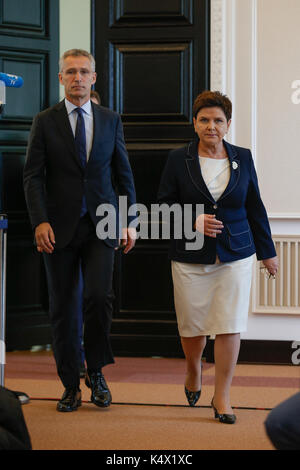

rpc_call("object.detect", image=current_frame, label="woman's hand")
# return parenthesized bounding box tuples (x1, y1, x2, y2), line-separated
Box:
(262, 256, 279, 277)
(195, 214, 224, 238)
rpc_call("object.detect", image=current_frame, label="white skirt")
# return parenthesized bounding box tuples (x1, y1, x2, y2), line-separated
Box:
(171, 255, 254, 337)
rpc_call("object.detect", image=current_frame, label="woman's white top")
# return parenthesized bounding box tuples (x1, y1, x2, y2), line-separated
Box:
(198, 155, 230, 201)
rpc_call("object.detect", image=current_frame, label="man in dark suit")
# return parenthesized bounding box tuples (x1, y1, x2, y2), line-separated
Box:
(78, 90, 101, 379)
(23, 49, 136, 412)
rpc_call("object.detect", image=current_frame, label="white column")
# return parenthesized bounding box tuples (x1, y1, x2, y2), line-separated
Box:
(211, 0, 257, 152)
(59, 0, 91, 100)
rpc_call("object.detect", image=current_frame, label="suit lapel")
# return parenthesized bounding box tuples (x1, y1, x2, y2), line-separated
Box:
(185, 138, 240, 203)
(52, 100, 83, 170)
(217, 140, 240, 202)
(185, 139, 216, 204)
(88, 102, 103, 164)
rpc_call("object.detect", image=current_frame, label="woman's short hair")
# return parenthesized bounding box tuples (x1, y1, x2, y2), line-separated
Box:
(59, 49, 96, 72)
(192, 91, 232, 121)
(90, 90, 101, 105)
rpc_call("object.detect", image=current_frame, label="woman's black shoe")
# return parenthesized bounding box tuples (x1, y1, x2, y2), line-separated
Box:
(211, 398, 236, 424)
(184, 363, 202, 407)
(185, 387, 201, 407)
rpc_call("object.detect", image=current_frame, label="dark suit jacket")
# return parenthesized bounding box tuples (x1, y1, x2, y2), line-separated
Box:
(157, 138, 276, 263)
(24, 100, 136, 248)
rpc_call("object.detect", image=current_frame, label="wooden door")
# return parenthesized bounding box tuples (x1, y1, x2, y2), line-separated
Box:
(93, 0, 210, 356)
(0, 0, 59, 349)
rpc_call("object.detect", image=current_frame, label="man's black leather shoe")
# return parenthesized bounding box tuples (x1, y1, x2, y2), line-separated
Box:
(57, 388, 82, 412)
(85, 372, 112, 408)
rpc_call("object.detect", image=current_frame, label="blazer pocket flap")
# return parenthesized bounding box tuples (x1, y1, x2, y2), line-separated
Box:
(226, 220, 250, 236)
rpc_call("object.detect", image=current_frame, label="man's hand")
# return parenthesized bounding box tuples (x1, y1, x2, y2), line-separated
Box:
(120, 227, 136, 254)
(35, 222, 55, 254)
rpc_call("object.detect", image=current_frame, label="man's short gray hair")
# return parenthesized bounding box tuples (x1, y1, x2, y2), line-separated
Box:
(59, 49, 96, 72)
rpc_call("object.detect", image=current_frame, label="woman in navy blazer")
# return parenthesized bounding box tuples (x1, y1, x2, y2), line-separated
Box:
(158, 91, 278, 423)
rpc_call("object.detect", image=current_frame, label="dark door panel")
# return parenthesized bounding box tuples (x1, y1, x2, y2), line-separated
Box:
(0, 0, 59, 350)
(93, 0, 210, 356)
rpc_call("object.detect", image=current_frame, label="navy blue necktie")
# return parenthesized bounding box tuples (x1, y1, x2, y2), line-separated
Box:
(75, 107, 87, 216)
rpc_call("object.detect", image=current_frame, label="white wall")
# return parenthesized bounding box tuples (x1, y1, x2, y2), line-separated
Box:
(59, 0, 91, 100)
(257, 0, 300, 217)
(211, 0, 300, 341)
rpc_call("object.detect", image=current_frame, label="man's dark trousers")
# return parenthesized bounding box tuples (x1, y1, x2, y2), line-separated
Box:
(24, 100, 137, 392)
(43, 213, 115, 390)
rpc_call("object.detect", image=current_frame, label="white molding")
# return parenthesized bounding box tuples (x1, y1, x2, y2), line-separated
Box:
(269, 213, 300, 220)
(211, 0, 243, 145)
(211, 1, 259, 152)
(225, 0, 236, 144)
(251, 0, 258, 160)
(210, 0, 226, 92)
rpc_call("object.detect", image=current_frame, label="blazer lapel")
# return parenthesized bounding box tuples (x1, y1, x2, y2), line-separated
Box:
(52, 100, 83, 171)
(185, 139, 216, 204)
(217, 140, 240, 202)
(185, 138, 241, 204)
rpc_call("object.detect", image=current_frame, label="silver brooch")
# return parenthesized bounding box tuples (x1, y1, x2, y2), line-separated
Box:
(232, 161, 238, 170)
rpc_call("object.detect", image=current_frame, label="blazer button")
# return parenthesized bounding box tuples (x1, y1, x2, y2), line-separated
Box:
(213, 204, 218, 209)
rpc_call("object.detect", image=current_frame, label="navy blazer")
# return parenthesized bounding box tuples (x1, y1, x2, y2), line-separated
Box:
(24, 100, 136, 249)
(157, 138, 276, 263)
